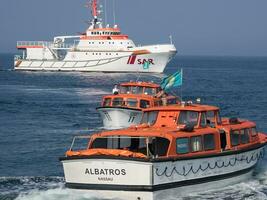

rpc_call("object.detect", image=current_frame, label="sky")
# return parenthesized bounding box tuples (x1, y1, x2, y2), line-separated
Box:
(0, 0, 267, 56)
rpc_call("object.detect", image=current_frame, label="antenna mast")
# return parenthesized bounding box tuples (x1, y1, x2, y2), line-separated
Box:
(113, 0, 116, 25)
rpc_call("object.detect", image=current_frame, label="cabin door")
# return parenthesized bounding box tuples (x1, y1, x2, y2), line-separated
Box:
(220, 131, 227, 150)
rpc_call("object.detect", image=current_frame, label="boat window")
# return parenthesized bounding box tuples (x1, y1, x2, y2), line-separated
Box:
(112, 98, 124, 106)
(191, 136, 203, 152)
(144, 87, 156, 95)
(251, 127, 258, 137)
(203, 134, 215, 150)
(177, 111, 199, 126)
(231, 130, 240, 146)
(140, 100, 150, 108)
(132, 86, 143, 94)
(91, 136, 169, 157)
(200, 112, 207, 128)
(120, 86, 131, 94)
(125, 98, 138, 107)
(176, 138, 189, 154)
(241, 129, 250, 144)
(154, 100, 163, 107)
(91, 137, 107, 149)
(206, 111, 215, 127)
(149, 137, 170, 157)
(167, 97, 177, 105)
(216, 111, 222, 125)
(103, 98, 111, 106)
(141, 111, 158, 125)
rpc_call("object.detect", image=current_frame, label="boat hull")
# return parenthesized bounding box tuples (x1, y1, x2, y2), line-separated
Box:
(14, 51, 176, 73)
(60, 145, 265, 199)
(97, 107, 143, 129)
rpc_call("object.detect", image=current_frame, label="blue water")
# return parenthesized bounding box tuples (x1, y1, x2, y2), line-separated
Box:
(1, 53, 267, 199)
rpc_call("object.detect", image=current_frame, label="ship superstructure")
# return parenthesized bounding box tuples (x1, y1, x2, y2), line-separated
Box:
(14, 0, 177, 72)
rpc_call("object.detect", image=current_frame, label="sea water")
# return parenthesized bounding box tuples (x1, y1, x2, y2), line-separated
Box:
(0, 53, 267, 199)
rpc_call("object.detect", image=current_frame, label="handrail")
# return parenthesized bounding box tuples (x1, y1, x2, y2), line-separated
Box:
(69, 135, 154, 158)
(17, 41, 74, 49)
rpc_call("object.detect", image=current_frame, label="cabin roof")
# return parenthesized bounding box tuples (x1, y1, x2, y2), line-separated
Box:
(103, 93, 156, 99)
(119, 82, 160, 88)
(93, 126, 218, 140)
(143, 104, 219, 112)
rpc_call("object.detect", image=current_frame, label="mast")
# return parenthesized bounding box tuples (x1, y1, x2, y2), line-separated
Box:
(86, 0, 102, 29)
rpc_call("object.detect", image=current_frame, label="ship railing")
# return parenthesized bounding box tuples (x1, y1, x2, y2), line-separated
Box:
(52, 43, 74, 49)
(17, 41, 74, 49)
(17, 41, 52, 47)
(69, 135, 155, 158)
(14, 55, 22, 60)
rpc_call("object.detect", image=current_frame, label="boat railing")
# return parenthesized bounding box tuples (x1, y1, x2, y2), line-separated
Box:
(69, 135, 155, 158)
(17, 41, 52, 47)
(17, 41, 74, 49)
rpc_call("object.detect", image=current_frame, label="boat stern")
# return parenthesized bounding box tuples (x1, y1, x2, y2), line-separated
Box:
(60, 157, 153, 191)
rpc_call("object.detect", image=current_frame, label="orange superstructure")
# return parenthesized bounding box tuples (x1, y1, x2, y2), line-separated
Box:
(68, 102, 267, 160)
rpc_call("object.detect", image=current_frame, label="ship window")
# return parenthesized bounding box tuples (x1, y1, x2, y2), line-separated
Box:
(200, 112, 207, 128)
(149, 137, 170, 157)
(203, 134, 215, 150)
(140, 100, 150, 108)
(177, 111, 199, 126)
(125, 98, 137, 107)
(154, 100, 163, 107)
(91, 138, 107, 149)
(167, 97, 177, 105)
(141, 111, 158, 125)
(132, 86, 144, 94)
(191, 136, 203, 152)
(112, 98, 124, 106)
(216, 111, 222, 125)
(103, 98, 111, 106)
(241, 129, 250, 144)
(231, 130, 240, 146)
(144, 87, 156, 95)
(116, 53, 118, 55)
(206, 111, 215, 127)
(176, 138, 189, 154)
(120, 86, 130, 94)
(251, 127, 258, 137)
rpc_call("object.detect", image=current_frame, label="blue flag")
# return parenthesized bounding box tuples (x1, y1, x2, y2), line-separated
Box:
(160, 69, 183, 91)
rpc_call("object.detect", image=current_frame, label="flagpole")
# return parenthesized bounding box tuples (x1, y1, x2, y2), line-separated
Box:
(180, 68, 183, 102)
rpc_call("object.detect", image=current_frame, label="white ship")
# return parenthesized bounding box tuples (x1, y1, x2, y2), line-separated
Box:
(14, 0, 177, 73)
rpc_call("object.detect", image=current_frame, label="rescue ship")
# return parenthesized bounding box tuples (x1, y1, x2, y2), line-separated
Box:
(60, 101, 267, 200)
(14, 0, 177, 73)
(97, 81, 180, 129)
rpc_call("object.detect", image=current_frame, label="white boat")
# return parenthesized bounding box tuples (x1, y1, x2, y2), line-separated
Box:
(60, 103, 267, 200)
(96, 81, 179, 129)
(14, 0, 177, 73)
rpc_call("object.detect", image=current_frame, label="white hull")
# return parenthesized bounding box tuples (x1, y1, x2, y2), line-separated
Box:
(97, 107, 143, 129)
(71, 171, 253, 200)
(14, 47, 176, 73)
(61, 145, 265, 200)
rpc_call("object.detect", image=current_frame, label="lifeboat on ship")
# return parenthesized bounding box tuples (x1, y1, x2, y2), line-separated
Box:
(60, 102, 267, 200)
(96, 81, 180, 129)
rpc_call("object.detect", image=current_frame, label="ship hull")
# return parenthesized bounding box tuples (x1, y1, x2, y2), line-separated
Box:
(14, 51, 176, 73)
(97, 107, 143, 129)
(60, 145, 265, 200)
